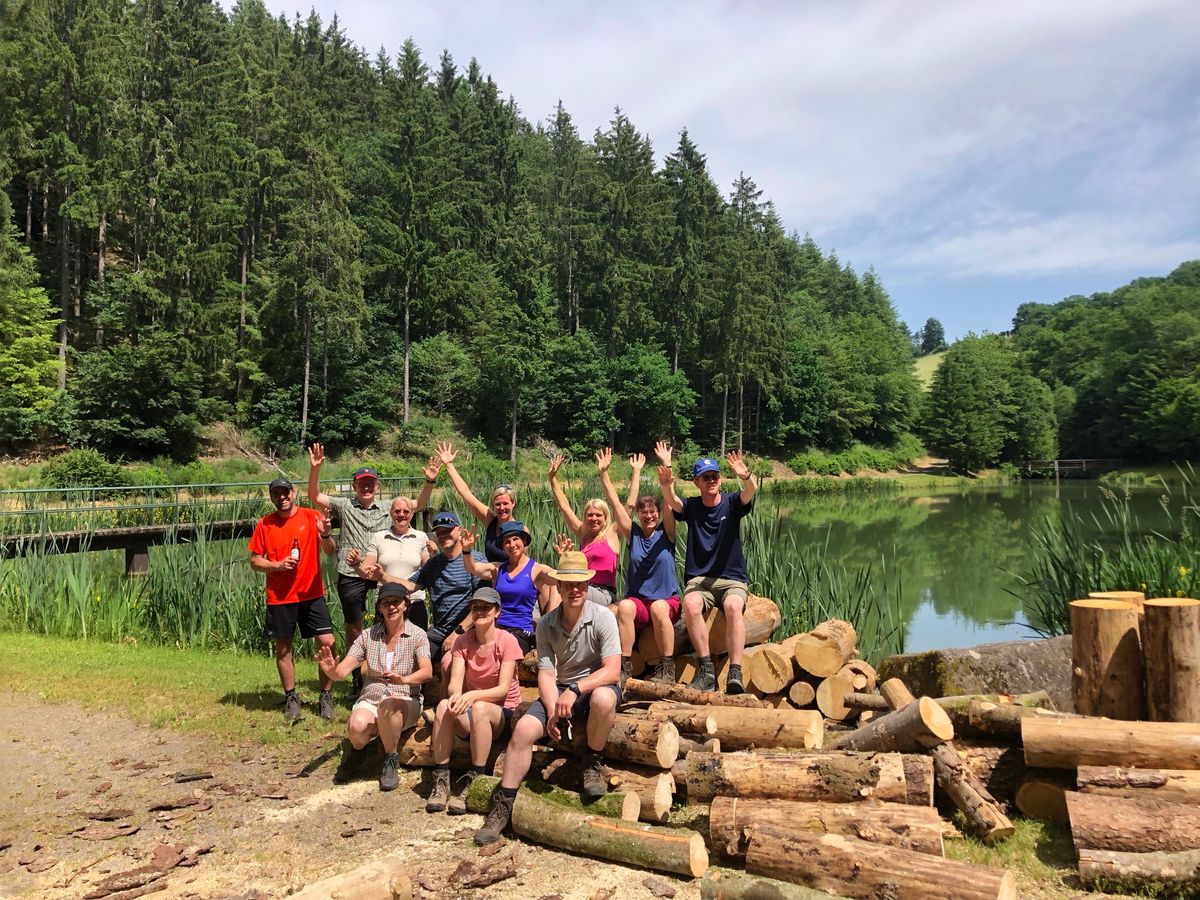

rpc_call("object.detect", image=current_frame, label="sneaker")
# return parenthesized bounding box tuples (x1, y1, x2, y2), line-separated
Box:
(318, 690, 336, 720)
(688, 662, 717, 693)
(332, 740, 365, 785)
(581, 754, 607, 798)
(350, 669, 363, 701)
(620, 656, 633, 688)
(283, 691, 302, 722)
(379, 752, 400, 792)
(650, 658, 676, 684)
(426, 767, 450, 812)
(726, 664, 745, 695)
(447, 772, 474, 815)
(474, 790, 515, 846)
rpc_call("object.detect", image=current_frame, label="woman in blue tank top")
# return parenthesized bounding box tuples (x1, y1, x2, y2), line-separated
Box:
(461, 520, 558, 652)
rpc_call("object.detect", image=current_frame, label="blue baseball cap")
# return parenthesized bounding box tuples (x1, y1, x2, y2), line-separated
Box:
(693, 457, 721, 477)
(352, 466, 379, 482)
(431, 511, 461, 530)
(497, 520, 531, 546)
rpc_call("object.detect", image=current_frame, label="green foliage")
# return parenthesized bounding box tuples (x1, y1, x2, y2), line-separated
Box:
(788, 434, 924, 476)
(917, 317, 947, 355)
(40, 448, 122, 491)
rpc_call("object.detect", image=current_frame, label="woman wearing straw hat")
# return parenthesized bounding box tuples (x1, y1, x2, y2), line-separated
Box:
(435, 440, 518, 564)
(459, 520, 558, 653)
(548, 452, 622, 609)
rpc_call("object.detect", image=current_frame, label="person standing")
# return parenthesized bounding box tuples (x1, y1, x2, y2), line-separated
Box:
(248, 477, 338, 721)
(548, 453, 621, 608)
(474, 550, 621, 846)
(435, 440, 518, 564)
(656, 444, 758, 695)
(351, 496, 430, 629)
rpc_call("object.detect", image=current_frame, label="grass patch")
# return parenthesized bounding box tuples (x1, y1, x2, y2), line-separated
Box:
(946, 817, 1077, 897)
(914, 350, 946, 390)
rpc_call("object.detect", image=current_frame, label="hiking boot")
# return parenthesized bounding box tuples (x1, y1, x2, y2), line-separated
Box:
(426, 767, 450, 812)
(350, 669, 364, 701)
(474, 790, 515, 846)
(332, 740, 366, 784)
(318, 690, 336, 720)
(283, 691, 302, 722)
(650, 657, 676, 684)
(688, 661, 717, 693)
(447, 772, 474, 816)
(581, 753, 607, 799)
(379, 752, 400, 792)
(620, 656, 633, 688)
(725, 664, 745, 695)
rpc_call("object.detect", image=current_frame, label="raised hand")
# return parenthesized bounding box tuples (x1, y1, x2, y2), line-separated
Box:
(317, 514, 332, 539)
(460, 527, 478, 553)
(308, 442, 326, 468)
(726, 450, 750, 479)
(629, 452, 645, 471)
(657, 464, 674, 485)
(553, 532, 575, 555)
(548, 453, 566, 478)
(423, 455, 441, 483)
(654, 440, 673, 468)
(426, 538, 439, 556)
(435, 441, 457, 466)
(595, 448, 613, 474)
(316, 644, 338, 678)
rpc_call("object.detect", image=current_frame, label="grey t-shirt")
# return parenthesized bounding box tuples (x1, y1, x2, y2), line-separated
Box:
(327, 495, 390, 577)
(536, 600, 621, 685)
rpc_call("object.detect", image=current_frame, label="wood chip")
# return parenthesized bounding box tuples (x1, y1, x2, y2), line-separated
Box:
(26, 857, 59, 873)
(74, 823, 140, 841)
(478, 839, 507, 857)
(172, 771, 212, 784)
(87, 809, 135, 822)
(589, 890, 617, 900)
(130, 761, 158, 772)
(148, 797, 198, 812)
(451, 850, 517, 889)
(641, 877, 677, 898)
(94, 782, 113, 794)
(55, 789, 71, 799)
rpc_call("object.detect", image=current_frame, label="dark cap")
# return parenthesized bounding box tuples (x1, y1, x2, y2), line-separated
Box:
(431, 510, 461, 530)
(378, 582, 410, 600)
(268, 477, 293, 493)
(352, 466, 379, 482)
(469, 586, 502, 607)
(497, 520, 531, 546)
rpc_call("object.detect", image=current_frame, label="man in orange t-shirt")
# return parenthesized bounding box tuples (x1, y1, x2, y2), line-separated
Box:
(249, 477, 337, 721)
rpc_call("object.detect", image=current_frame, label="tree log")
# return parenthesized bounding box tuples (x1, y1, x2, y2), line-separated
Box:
(1077, 846, 1200, 889)
(648, 701, 823, 751)
(685, 750, 921, 804)
(1022, 716, 1200, 769)
(510, 787, 708, 877)
(1066, 790, 1200, 853)
(838, 659, 878, 691)
(494, 749, 670, 824)
(674, 653, 698, 684)
(744, 635, 802, 694)
(392, 723, 501, 769)
(966, 699, 1077, 741)
(623, 677, 769, 708)
(744, 824, 1015, 900)
(844, 691, 889, 711)
(954, 739, 1028, 807)
(933, 690, 1056, 737)
(700, 867, 841, 899)
(1142, 598, 1200, 722)
(1071, 598, 1145, 719)
(605, 769, 675, 823)
(709, 796, 944, 859)
(290, 855, 412, 900)
(815, 674, 856, 721)
(792, 619, 857, 678)
(597, 714, 679, 768)
(829, 697, 953, 752)
(902, 754, 936, 807)
(464, 775, 640, 821)
(788, 680, 817, 708)
(1077, 765, 1200, 804)
(677, 735, 720, 757)
(642, 707, 717, 736)
(1013, 772, 1074, 824)
(1088, 589, 1146, 615)
(709, 595, 781, 657)
(629, 646, 646, 678)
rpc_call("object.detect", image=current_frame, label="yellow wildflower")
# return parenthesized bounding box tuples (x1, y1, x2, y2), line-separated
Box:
(1181, 566, 1190, 578)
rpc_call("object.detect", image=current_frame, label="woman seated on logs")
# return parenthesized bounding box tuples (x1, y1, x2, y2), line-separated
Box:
(597, 445, 680, 684)
(548, 452, 621, 609)
(426, 586, 524, 815)
(319, 583, 432, 792)
(436, 440, 518, 564)
(460, 520, 558, 653)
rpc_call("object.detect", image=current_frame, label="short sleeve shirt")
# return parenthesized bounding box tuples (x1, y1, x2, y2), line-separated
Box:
(367, 527, 429, 600)
(346, 619, 430, 703)
(412, 550, 485, 638)
(328, 495, 390, 576)
(453, 629, 524, 709)
(248, 507, 326, 605)
(681, 492, 753, 583)
(535, 600, 621, 685)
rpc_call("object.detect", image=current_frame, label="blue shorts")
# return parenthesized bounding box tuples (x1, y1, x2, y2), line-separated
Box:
(466, 705, 515, 741)
(523, 682, 623, 731)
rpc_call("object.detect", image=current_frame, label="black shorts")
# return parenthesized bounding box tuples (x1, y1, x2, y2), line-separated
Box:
(336, 574, 376, 625)
(523, 682, 623, 730)
(263, 597, 334, 640)
(499, 625, 535, 654)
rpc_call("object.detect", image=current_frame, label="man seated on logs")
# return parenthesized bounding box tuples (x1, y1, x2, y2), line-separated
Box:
(473, 550, 622, 846)
(656, 444, 758, 695)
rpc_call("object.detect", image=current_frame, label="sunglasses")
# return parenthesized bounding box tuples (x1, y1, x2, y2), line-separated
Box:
(380, 598, 407, 608)
(391, 509, 412, 517)
(698, 473, 720, 482)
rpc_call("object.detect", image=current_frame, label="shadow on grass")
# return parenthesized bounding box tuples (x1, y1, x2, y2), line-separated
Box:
(1033, 822, 1076, 869)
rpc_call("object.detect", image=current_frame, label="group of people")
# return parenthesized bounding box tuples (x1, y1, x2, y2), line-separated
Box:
(246, 439, 757, 844)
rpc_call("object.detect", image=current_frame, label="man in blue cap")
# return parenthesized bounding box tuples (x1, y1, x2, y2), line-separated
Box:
(656, 444, 757, 694)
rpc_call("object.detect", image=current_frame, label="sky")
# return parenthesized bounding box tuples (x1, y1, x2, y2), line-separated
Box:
(253, 1, 1200, 340)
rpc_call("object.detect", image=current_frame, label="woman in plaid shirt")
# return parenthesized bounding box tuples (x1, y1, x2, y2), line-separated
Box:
(318, 582, 432, 791)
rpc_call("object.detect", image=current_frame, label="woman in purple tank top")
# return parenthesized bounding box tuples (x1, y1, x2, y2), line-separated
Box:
(460, 520, 558, 653)
(548, 452, 621, 609)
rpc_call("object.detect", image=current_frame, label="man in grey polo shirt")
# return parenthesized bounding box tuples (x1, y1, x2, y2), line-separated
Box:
(474, 550, 621, 846)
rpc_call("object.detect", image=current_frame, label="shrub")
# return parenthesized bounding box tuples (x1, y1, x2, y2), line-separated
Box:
(40, 449, 123, 491)
(126, 465, 172, 487)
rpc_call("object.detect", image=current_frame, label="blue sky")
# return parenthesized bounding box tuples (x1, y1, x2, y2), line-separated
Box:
(254, 1, 1200, 340)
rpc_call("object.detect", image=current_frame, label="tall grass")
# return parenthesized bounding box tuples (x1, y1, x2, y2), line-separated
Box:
(1011, 467, 1200, 636)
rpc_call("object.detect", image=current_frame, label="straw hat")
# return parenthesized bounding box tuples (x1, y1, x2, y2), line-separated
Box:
(553, 550, 595, 582)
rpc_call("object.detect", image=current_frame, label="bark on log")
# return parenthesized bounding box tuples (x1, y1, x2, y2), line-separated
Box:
(1071, 598, 1145, 720)
(709, 796, 945, 859)
(902, 754, 936, 807)
(1088, 589, 1146, 615)
(934, 690, 1056, 737)
(1142, 598, 1200, 722)
(598, 714, 679, 769)
(815, 674, 856, 721)
(708, 595, 781, 657)
(792, 619, 857, 678)
(648, 701, 823, 751)
(744, 825, 1016, 900)
(642, 707, 717, 736)
(700, 867, 841, 899)
(1066, 790, 1200, 853)
(744, 635, 802, 694)
(464, 775, 640, 821)
(392, 723, 501, 769)
(1077, 846, 1200, 889)
(623, 677, 769, 708)
(1022, 716, 1200, 769)
(1013, 772, 1074, 824)
(955, 740, 1029, 808)
(966, 699, 1077, 741)
(1077, 765, 1200, 804)
(844, 691, 889, 711)
(677, 735, 720, 757)
(685, 750, 923, 804)
(829, 697, 953, 752)
(605, 769, 675, 823)
(510, 787, 708, 877)
(290, 855, 412, 900)
(494, 750, 669, 824)
(788, 680, 817, 708)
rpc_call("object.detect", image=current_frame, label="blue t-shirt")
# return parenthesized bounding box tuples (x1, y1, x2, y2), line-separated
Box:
(413, 550, 484, 638)
(681, 492, 753, 583)
(627, 523, 679, 601)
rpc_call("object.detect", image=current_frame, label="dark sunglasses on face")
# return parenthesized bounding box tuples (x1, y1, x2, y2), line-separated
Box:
(380, 598, 407, 609)
(699, 473, 720, 482)
(391, 509, 411, 517)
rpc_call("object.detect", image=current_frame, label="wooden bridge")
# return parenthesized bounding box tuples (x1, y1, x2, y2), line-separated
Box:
(1022, 458, 1123, 478)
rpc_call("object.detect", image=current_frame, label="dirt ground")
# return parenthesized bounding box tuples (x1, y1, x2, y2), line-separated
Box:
(0, 692, 694, 899)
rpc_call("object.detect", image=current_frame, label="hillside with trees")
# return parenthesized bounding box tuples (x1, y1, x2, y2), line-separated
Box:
(0, 0, 920, 464)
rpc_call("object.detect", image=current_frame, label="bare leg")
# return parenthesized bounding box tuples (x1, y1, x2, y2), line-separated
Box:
(376, 697, 418, 752)
(315, 633, 335, 691)
(432, 698, 471, 765)
(682, 592, 709, 657)
(274, 638, 295, 691)
(347, 708, 378, 749)
(649, 600, 674, 658)
(499, 714, 546, 790)
(615, 599, 637, 656)
(585, 687, 618, 752)
(723, 595, 746, 665)
(468, 701, 505, 767)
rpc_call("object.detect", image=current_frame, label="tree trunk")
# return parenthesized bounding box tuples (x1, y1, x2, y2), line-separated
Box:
(1076, 846, 1200, 889)
(793, 619, 857, 678)
(743, 824, 1016, 900)
(816, 674, 857, 721)
(510, 393, 518, 464)
(464, 775, 639, 821)
(829, 697, 953, 753)
(510, 787, 708, 877)
(1070, 598, 1145, 719)
(42, 184, 48, 242)
(1088, 589, 1145, 615)
(622, 677, 768, 709)
(647, 702, 823, 751)
(1013, 773, 1074, 823)
(701, 867, 840, 900)
(964, 699, 1076, 741)
(97, 210, 106, 286)
(25, 183, 32, 245)
(932, 690, 1056, 737)
(709, 796, 945, 860)
(299, 310, 312, 452)
(837, 660, 877, 692)
(954, 739, 1029, 808)
(595, 714, 678, 768)
(736, 378, 744, 454)
(1068, 790, 1200, 854)
(392, 723, 501, 769)
(236, 233, 247, 400)
(1022, 716, 1200, 769)
(640, 707, 716, 736)
(290, 855, 412, 900)
(845, 692, 890, 712)
(685, 750, 926, 805)
(57, 208, 69, 389)
(1077, 765, 1200, 805)
(1142, 598, 1200, 722)
(701, 595, 780, 658)
(495, 750, 672, 823)
(402, 275, 411, 424)
(677, 735, 720, 758)
(605, 769, 674, 823)
(720, 381, 728, 457)
(788, 680, 816, 708)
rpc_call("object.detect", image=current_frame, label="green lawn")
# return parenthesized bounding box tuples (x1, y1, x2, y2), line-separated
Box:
(914, 350, 946, 390)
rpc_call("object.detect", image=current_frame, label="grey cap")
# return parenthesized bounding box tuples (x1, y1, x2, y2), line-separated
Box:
(470, 586, 502, 607)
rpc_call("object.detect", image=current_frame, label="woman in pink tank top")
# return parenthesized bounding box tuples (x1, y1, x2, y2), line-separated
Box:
(548, 452, 621, 609)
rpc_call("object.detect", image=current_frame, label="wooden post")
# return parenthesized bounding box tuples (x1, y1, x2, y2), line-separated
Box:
(1142, 598, 1200, 722)
(1070, 598, 1145, 719)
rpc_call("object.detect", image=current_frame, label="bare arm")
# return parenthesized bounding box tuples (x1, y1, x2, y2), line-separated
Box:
(306, 443, 333, 510)
(446, 654, 467, 699)
(415, 455, 439, 513)
(250, 552, 294, 575)
(533, 564, 560, 614)
(436, 441, 490, 524)
(460, 529, 499, 581)
(548, 454, 584, 537)
(403, 654, 434, 686)
(727, 451, 758, 506)
(658, 465, 678, 543)
(317, 513, 336, 556)
(597, 448, 632, 538)
(538, 667, 562, 737)
(576, 654, 621, 693)
(317, 643, 361, 682)
(655, 441, 684, 514)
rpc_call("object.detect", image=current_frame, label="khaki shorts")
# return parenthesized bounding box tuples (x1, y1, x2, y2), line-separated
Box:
(683, 577, 748, 613)
(351, 695, 422, 731)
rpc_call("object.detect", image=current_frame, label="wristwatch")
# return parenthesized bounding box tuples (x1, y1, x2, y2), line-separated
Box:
(454, 625, 466, 635)
(566, 681, 580, 696)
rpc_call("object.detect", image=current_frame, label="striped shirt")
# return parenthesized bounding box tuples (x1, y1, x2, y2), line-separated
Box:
(346, 619, 430, 704)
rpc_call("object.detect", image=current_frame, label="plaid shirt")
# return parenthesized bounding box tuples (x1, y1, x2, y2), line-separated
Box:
(346, 619, 430, 703)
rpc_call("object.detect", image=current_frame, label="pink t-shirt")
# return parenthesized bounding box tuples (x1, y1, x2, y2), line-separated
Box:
(452, 628, 524, 710)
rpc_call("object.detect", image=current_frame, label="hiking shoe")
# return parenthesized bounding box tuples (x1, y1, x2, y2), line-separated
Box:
(332, 740, 367, 784)
(379, 752, 400, 792)
(650, 657, 676, 684)
(318, 690, 336, 720)
(350, 669, 363, 701)
(474, 790, 515, 846)
(688, 662, 717, 693)
(620, 656, 633, 688)
(283, 692, 302, 722)
(426, 767, 450, 812)
(447, 772, 474, 816)
(726, 664, 745, 695)
(581, 754, 607, 798)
